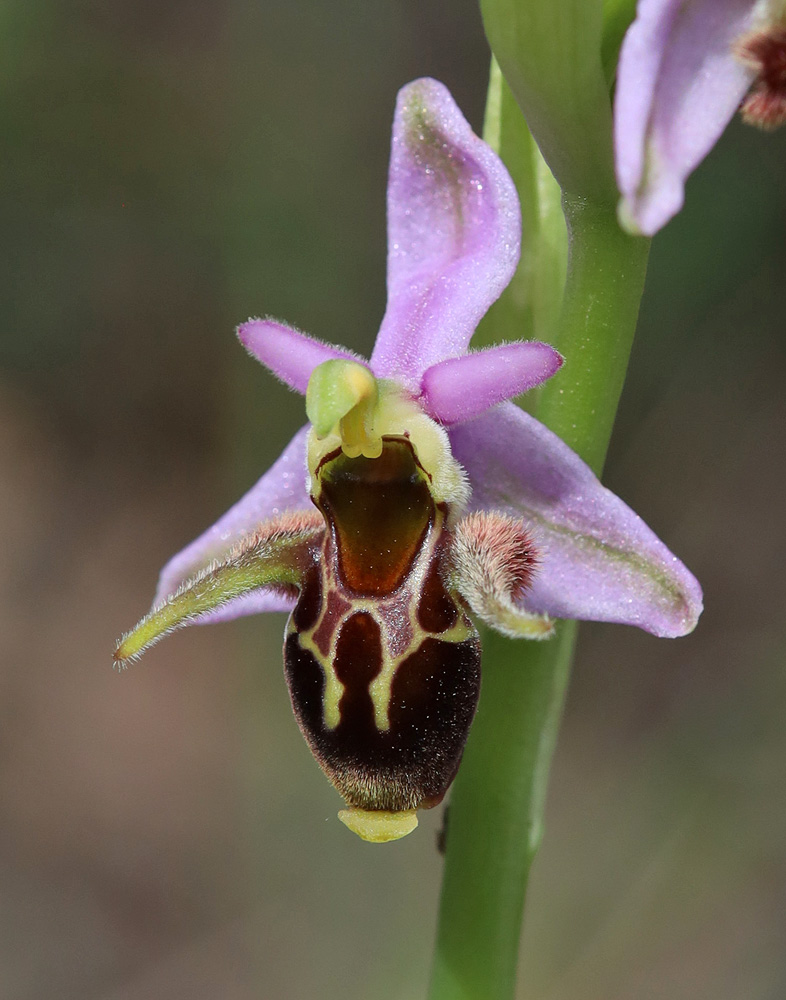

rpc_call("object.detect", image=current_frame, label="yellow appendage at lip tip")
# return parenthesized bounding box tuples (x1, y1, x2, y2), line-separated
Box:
(338, 807, 419, 843)
(305, 359, 383, 459)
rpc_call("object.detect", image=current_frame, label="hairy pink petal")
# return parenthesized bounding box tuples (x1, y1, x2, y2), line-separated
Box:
(615, 0, 755, 235)
(154, 425, 312, 620)
(420, 342, 563, 425)
(238, 319, 361, 395)
(450, 404, 703, 637)
(370, 78, 521, 388)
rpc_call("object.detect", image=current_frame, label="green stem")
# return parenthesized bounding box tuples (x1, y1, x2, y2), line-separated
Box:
(429, 623, 577, 1000)
(477, 61, 567, 363)
(428, 195, 650, 1000)
(538, 195, 651, 475)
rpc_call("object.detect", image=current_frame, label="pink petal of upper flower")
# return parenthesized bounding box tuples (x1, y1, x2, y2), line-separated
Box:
(615, 0, 756, 235)
(154, 425, 312, 620)
(420, 342, 563, 426)
(238, 319, 362, 395)
(370, 78, 521, 389)
(449, 403, 703, 637)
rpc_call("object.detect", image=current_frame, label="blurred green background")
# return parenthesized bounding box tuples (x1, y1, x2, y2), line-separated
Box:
(1, 1, 784, 997)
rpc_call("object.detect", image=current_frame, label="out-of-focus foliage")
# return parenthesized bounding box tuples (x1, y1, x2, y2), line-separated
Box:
(0, 1, 784, 998)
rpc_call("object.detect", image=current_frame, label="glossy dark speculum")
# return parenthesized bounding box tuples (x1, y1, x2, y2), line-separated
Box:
(284, 438, 481, 812)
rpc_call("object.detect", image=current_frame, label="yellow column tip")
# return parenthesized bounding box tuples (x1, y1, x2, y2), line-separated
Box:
(338, 807, 419, 843)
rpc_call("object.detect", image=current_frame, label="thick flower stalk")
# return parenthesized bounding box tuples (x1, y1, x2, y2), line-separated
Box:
(115, 79, 701, 843)
(615, 0, 786, 234)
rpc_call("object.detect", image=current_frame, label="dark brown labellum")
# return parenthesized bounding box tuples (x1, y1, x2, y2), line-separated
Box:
(284, 629, 480, 812)
(284, 438, 481, 814)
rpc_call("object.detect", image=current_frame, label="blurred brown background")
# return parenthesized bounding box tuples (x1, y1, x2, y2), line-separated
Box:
(1, 1, 784, 997)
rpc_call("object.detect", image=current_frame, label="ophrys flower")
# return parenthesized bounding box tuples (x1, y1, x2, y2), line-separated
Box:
(116, 79, 702, 842)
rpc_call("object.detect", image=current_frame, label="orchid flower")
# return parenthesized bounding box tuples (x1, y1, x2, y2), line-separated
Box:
(115, 78, 702, 843)
(615, 0, 786, 235)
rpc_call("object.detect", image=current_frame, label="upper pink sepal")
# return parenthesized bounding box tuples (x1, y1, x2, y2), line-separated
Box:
(420, 342, 563, 425)
(370, 78, 521, 388)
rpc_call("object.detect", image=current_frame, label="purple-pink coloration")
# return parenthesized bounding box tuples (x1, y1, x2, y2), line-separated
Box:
(420, 342, 563, 426)
(615, 0, 757, 234)
(449, 405, 702, 637)
(155, 78, 702, 638)
(370, 78, 522, 389)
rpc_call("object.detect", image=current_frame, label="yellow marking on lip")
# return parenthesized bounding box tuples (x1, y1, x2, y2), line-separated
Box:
(369, 665, 396, 731)
(322, 670, 343, 730)
(294, 620, 345, 732)
(367, 535, 433, 731)
(369, 613, 478, 731)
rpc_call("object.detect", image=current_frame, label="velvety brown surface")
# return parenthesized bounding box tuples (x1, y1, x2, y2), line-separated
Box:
(318, 441, 433, 596)
(417, 544, 459, 634)
(285, 621, 481, 812)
